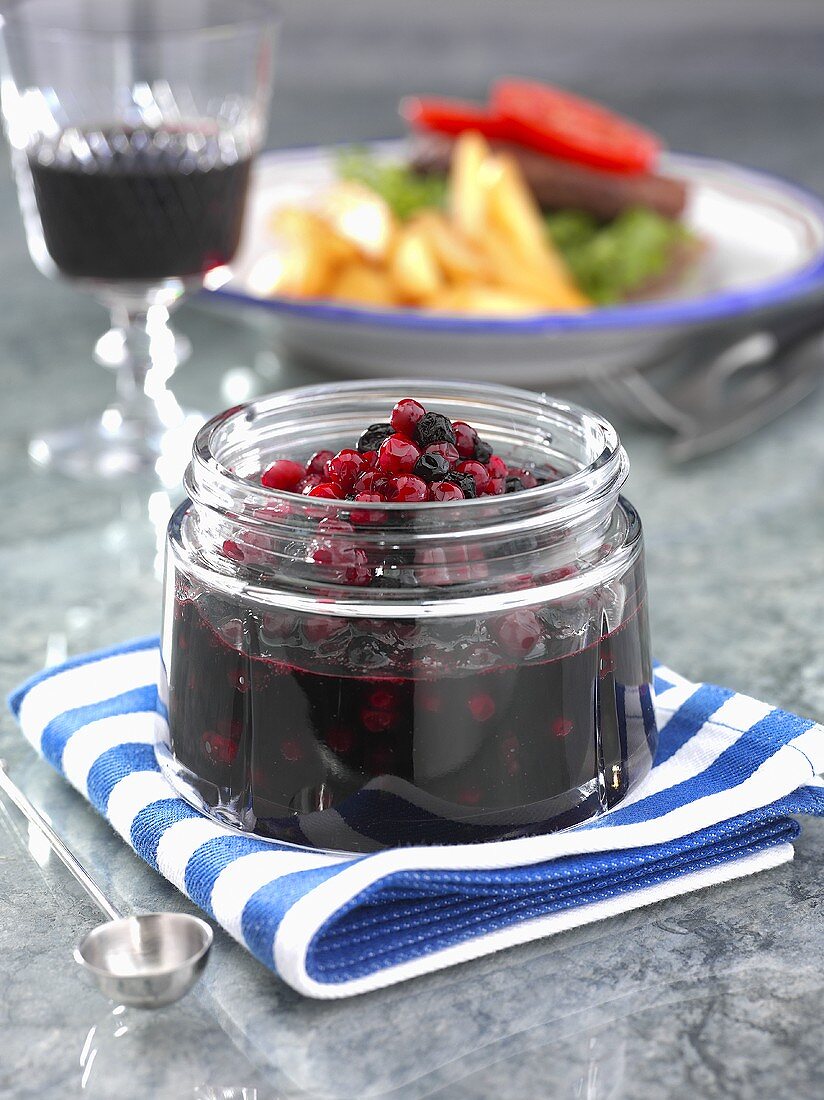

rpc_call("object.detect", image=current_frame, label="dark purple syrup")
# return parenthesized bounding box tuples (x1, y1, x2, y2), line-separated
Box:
(27, 126, 252, 281)
(165, 573, 657, 852)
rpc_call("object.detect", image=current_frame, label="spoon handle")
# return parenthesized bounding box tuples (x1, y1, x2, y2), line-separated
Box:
(0, 760, 121, 922)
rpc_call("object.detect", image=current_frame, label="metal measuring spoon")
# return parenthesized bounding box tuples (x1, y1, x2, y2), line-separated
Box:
(0, 760, 212, 1009)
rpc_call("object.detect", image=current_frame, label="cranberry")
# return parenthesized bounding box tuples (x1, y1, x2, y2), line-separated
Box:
(303, 615, 346, 644)
(387, 475, 428, 503)
(508, 466, 538, 489)
(262, 611, 297, 638)
(308, 483, 344, 499)
(429, 481, 464, 501)
(487, 454, 508, 479)
(360, 449, 380, 469)
(378, 434, 421, 475)
(369, 687, 396, 710)
(222, 539, 245, 562)
(324, 448, 364, 490)
(253, 500, 293, 522)
(483, 477, 505, 495)
(361, 708, 395, 733)
(544, 564, 578, 582)
(326, 725, 354, 753)
(317, 517, 354, 535)
(495, 610, 542, 657)
(281, 739, 303, 762)
(219, 618, 244, 648)
(452, 420, 478, 458)
(353, 469, 387, 494)
(456, 460, 489, 491)
(306, 449, 335, 475)
(425, 441, 460, 466)
(552, 718, 574, 739)
(343, 548, 372, 586)
(416, 546, 452, 585)
(457, 786, 482, 806)
(297, 474, 323, 494)
(468, 693, 495, 722)
(351, 494, 386, 525)
(201, 732, 238, 766)
(390, 398, 426, 437)
(261, 459, 304, 492)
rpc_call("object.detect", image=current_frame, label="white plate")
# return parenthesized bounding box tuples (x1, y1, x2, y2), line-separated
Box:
(208, 141, 824, 384)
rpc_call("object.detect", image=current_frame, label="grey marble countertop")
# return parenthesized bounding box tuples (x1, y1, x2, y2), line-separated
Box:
(1, 2, 823, 1097)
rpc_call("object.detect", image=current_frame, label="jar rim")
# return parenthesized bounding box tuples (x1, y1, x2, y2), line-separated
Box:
(188, 378, 628, 524)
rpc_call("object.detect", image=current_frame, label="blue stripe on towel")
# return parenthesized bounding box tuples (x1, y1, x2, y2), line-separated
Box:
(40, 686, 158, 772)
(86, 741, 158, 813)
(241, 863, 353, 966)
(595, 710, 814, 828)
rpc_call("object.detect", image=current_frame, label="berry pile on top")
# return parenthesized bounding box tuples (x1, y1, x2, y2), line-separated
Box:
(260, 398, 545, 503)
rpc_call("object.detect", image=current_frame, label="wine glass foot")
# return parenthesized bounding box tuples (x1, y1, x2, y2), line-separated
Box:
(29, 407, 206, 482)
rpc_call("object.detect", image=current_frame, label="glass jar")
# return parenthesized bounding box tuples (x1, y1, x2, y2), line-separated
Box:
(157, 380, 657, 852)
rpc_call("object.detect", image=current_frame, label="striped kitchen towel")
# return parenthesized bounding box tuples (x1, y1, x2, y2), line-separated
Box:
(8, 636, 824, 1000)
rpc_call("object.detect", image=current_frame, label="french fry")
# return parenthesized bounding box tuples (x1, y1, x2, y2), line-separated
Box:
(258, 206, 356, 297)
(449, 130, 491, 243)
(271, 206, 356, 267)
(412, 210, 491, 283)
(428, 282, 546, 316)
(484, 154, 589, 308)
(314, 181, 397, 262)
(473, 226, 580, 310)
(389, 224, 444, 303)
(326, 260, 398, 307)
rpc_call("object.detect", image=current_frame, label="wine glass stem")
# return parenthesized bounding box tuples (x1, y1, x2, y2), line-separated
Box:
(109, 304, 185, 433)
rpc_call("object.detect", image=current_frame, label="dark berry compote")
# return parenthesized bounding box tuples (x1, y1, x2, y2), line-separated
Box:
(27, 126, 252, 281)
(162, 392, 657, 852)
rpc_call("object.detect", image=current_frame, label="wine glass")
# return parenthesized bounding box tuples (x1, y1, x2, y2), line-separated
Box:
(0, 0, 278, 479)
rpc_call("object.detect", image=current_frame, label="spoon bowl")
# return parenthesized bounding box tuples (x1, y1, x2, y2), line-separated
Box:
(74, 912, 213, 1009)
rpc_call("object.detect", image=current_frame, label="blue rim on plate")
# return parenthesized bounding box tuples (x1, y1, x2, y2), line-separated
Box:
(212, 147, 824, 334)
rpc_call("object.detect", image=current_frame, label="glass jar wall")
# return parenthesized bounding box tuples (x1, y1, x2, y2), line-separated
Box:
(157, 381, 657, 852)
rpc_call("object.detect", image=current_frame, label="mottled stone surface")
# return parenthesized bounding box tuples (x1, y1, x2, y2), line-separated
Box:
(1, 1, 822, 1097)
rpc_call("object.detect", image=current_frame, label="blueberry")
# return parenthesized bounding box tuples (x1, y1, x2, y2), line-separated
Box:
(373, 567, 419, 589)
(505, 476, 525, 493)
(414, 412, 456, 448)
(347, 636, 391, 669)
(357, 423, 393, 453)
(449, 472, 477, 499)
(474, 438, 493, 464)
(413, 452, 450, 482)
(384, 547, 416, 566)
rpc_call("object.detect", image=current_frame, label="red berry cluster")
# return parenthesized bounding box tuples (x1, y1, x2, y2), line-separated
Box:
(259, 397, 543, 503)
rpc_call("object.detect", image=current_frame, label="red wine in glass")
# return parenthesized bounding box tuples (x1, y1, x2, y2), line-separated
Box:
(28, 125, 253, 282)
